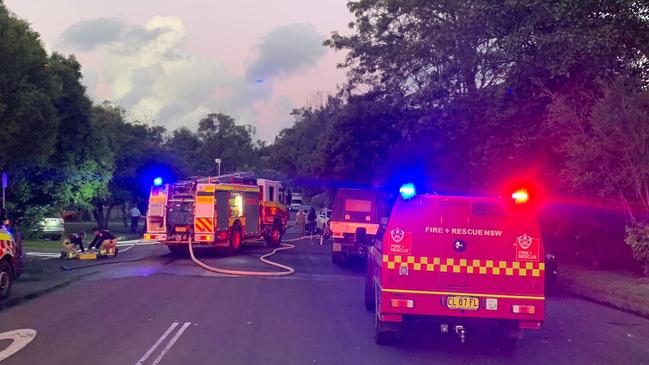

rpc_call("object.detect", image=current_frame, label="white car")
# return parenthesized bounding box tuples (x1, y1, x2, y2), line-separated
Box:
(36, 217, 65, 240)
(316, 209, 332, 233)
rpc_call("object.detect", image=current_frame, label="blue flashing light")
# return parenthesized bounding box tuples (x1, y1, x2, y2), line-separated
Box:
(153, 177, 163, 187)
(399, 183, 416, 200)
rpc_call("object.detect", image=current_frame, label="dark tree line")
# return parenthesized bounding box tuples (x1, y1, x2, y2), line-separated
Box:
(266, 0, 649, 272)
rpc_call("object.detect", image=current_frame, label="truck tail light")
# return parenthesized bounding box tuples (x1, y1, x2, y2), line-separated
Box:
(390, 299, 414, 308)
(512, 305, 536, 314)
(196, 235, 213, 241)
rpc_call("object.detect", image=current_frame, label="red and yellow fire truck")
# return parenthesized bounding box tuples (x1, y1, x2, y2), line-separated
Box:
(330, 189, 387, 264)
(0, 224, 24, 301)
(144, 174, 288, 254)
(366, 183, 545, 346)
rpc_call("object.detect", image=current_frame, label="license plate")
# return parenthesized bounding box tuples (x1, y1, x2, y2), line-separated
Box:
(175, 227, 187, 232)
(447, 296, 479, 310)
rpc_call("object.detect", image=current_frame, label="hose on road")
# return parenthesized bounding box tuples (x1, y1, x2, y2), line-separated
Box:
(187, 235, 297, 277)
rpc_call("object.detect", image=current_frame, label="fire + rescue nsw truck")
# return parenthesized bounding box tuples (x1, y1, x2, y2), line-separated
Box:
(330, 189, 386, 264)
(144, 174, 288, 254)
(366, 186, 545, 346)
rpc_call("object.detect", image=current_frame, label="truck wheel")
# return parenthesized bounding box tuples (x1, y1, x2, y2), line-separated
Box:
(332, 252, 343, 265)
(266, 225, 282, 248)
(228, 224, 243, 253)
(0, 261, 13, 300)
(364, 274, 375, 311)
(374, 287, 396, 345)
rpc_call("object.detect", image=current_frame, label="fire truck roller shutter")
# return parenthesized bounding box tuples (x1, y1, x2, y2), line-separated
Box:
(244, 192, 260, 234)
(216, 192, 230, 230)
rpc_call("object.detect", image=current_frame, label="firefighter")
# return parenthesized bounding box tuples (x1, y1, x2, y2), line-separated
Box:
(62, 232, 86, 256)
(89, 227, 117, 254)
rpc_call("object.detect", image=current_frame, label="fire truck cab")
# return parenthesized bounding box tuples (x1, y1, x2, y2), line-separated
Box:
(330, 189, 386, 264)
(145, 174, 288, 254)
(366, 185, 545, 346)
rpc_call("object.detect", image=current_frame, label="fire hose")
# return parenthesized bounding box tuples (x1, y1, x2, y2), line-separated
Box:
(187, 235, 297, 277)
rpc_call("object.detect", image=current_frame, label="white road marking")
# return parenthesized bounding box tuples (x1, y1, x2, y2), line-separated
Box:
(135, 322, 179, 365)
(151, 322, 191, 365)
(26, 253, 59, 257)
(0, 329, 37, 362)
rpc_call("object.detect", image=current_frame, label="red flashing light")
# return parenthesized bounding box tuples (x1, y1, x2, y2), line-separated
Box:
(512, 189, 529, 204)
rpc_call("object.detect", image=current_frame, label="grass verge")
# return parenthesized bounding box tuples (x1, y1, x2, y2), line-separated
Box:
(560, 263, 649, 318)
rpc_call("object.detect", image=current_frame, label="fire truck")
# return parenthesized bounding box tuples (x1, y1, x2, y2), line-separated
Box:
(0, 223, 24, 301)
(366, 183, 545, 346)
(144, 174, 289, 254)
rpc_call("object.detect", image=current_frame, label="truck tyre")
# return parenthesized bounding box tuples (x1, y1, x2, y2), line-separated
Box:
(228, 223, 243, 253)
(332, 252, 343, 265)
(374, 287, 396, 345)
(266, 223, 282, 248)
(364, 274, 375, 311)
(0, 261, 13, 300)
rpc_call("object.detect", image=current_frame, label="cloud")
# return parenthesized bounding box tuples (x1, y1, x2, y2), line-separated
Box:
(245, 23, 326, 82)
(60, 18, 125, 51)
(58, 18, 328, 140)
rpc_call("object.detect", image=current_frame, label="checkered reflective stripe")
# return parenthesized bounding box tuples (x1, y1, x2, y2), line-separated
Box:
(0, 238, 15, 257)
(383, 255, 545, 277)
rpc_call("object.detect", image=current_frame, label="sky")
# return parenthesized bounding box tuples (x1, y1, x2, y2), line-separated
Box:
(4, 0, 352, 141)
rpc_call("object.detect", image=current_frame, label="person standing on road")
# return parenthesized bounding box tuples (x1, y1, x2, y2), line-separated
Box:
(307, 207, 317, 236)
(129, 205, 141, 233)
(296, 209, 306, 237)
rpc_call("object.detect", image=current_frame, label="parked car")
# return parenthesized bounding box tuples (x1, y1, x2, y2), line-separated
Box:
(316, 208, 332, 233)
(35, 217, 65, 240)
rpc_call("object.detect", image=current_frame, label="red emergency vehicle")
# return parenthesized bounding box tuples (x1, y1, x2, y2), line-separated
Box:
(144, 174, 288, 254)
(366, 185, 545, 345)
(330, 189, 386, 264)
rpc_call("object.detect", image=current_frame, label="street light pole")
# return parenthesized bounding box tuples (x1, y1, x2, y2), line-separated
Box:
(215, 158, 221, 176)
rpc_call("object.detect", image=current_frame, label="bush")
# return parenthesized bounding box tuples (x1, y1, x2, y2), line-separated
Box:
(625, 223, 649, 276)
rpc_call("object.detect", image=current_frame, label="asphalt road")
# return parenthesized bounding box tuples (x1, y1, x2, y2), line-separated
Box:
(1, 231, 648, 364)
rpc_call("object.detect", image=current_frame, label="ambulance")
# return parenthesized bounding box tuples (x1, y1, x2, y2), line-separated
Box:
(366, 183, 545, 346)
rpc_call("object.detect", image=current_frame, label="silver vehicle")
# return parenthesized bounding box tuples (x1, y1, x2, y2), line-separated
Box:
(316, 208, 332, 233)
(36, 217, 65, 240)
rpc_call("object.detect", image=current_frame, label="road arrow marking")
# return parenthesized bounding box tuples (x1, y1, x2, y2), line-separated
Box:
(0, 329, 37, 362)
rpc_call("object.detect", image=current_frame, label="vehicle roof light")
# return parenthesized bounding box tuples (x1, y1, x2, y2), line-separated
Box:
(512, 189, 529, 204)
(399, 183, 417, 200)
(153, 177, 163, 186)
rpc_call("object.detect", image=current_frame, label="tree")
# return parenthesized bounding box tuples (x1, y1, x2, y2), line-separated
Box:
(550, 77, 649, 274)
(0, 5, 112, 229)
(195, 113, 257, 175)
(90, 102, 173, 229)
(326, 0, 649, 191)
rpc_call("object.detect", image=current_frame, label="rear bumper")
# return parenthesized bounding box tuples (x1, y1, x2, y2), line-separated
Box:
(332, 239, 373, 257)
(378, 287, 544, 328)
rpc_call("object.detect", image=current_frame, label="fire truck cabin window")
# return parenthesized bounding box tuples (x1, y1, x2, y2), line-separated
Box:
(230, 192, 243, 217)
